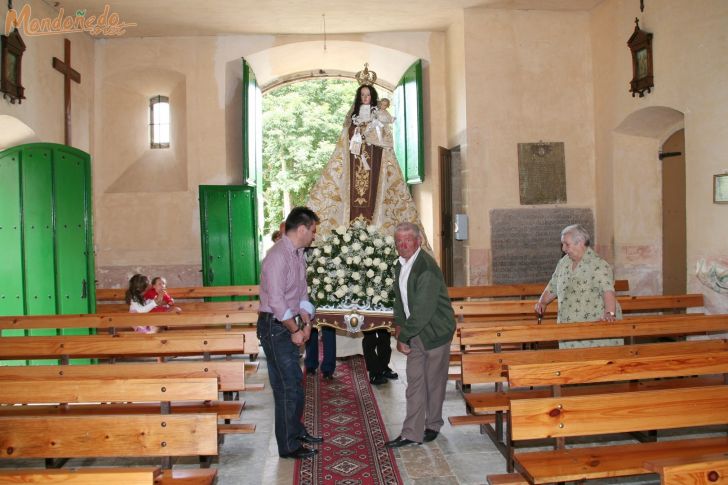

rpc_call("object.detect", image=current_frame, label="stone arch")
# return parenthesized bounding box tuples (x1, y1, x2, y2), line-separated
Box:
(243, 40, 419, 91)
(0, 115, 39, 150)
(611, 106, 686, 295)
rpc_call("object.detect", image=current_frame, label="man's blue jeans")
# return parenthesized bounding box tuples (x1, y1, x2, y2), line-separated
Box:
(304, 326, 336, 375)
(257, 314, 305, 455)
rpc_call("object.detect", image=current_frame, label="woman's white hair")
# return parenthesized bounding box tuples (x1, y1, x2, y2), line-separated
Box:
(561, 224, 591, 247)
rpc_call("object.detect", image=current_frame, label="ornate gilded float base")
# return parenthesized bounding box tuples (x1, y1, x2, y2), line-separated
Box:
(316, 309, 394, 333)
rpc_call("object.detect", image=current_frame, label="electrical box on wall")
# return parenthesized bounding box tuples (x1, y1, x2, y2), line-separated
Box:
(454, 213, 468, 241)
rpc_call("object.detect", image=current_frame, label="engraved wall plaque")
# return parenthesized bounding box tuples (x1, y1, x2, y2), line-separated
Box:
(490, 208, 594, 284)
(518, 142, 566, 205)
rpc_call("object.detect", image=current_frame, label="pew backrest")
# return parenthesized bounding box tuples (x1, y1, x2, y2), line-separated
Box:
(506, 350, 728, 387)
(458, 314, 728, 346)
(461, 338, 728, 385)
(448, 280, 630, 300)
(0, 332, 246, 360)
(0, 377, 219, 404)
(509, 385, 728, 441)
(0, 361, 245, 392)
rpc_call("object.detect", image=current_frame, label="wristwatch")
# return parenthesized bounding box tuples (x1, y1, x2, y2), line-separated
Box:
(606, 311, 616, 317)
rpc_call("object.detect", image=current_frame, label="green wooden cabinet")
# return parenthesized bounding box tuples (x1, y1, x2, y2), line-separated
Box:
(199, 185, 260, 301)
(0, 143, 95, 365)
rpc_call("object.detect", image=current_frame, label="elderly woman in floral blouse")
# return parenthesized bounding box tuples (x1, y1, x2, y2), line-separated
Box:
(535, 224, 622, 348)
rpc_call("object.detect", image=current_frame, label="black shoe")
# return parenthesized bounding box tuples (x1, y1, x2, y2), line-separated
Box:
(369, 374, 387, 385)
(424, 429, 439, 442)
(381, 369, 399, 380)
(305, 368, 317, 375)
(280, 446, 318, 459)
(322, 372, 334, 380)
(298, 431, 324, 444)
(385, 436, 421, 448)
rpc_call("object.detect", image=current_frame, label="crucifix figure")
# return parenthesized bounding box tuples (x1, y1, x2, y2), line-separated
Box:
(52, 38, 81, 146)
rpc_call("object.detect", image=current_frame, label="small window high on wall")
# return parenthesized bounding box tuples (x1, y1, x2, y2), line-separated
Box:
(149, 95, 170, 148)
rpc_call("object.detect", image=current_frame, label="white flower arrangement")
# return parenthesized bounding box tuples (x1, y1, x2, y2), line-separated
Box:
(307, 218, 396, 311)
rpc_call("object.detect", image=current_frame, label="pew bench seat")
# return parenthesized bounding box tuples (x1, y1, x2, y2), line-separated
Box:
(157, 468, 217, 485)
(644, 452, 728, 485)
(511, 437, 728, 484)
(0, 467, 161, 485)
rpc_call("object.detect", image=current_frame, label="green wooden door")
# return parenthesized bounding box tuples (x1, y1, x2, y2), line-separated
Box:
(243, 59, 262, 187)
(393, 59, 425, 184)
(199, 186, 259, 301)
(0, 143, 95, 365)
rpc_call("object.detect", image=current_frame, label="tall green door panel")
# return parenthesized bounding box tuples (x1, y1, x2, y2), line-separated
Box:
(229, 189, 259, 288)
(393, 59, 425, 185)
(200, 185, 260, 302)
(21, 147, 58, 364)
(242, 59, 262, 187)
(0, 151, 25, 365)
(0, 143, 95, 366)
(0, 149, 25, 323)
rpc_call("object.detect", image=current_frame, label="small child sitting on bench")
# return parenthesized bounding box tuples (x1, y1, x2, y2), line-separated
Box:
(144, 276, 181, 313)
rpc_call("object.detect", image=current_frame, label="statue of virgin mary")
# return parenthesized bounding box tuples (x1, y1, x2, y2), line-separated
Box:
(306, 67, 428, 247)
(305, 65, 429, 357)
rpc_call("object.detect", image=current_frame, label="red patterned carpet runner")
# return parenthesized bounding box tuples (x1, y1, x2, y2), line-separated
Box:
(295, 355, 403, 485)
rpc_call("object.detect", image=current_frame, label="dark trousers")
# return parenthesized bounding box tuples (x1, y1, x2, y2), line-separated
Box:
(362, 328, 392, 376)
(257, 313, 305, 455)
(304, 326, 336, 375)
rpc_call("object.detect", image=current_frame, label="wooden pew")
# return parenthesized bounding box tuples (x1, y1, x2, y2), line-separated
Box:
(451, 313, 728, 467)
(502, 387, 728, 484)
(452, 293, 704, 322)
(0, 467, 161, 485)
(0, 359, 257, 395)
(0, 312, 260, 359)
(484, 342, 728, 478)
(448, 279, 629, 300)
(644, 453, 728, 485)
(96, 285, 260, 301)
(95, 285, 260, 314)
(0, 377, 219, 484)
(0, 332, 247, 361)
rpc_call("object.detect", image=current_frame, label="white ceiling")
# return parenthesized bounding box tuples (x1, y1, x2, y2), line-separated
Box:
(48, 0, 604, 37)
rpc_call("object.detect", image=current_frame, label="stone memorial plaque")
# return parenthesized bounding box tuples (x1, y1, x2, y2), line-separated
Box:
(490, 208, 593, 284)
(518, 142, 566, 205)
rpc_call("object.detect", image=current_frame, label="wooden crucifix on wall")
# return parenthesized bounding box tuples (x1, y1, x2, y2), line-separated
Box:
(52, 38, 81, 146)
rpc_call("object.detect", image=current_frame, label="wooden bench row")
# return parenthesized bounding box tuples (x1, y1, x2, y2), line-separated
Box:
(487, 347, 728, 484)
(449, 313, 728, 473)
(7, 293, 701, 335)
(0, 376, 221, 484)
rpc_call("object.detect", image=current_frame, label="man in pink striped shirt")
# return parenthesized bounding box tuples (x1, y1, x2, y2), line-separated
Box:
(257, 206, 323, 459)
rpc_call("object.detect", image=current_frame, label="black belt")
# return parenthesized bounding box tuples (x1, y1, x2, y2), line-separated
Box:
(259, 312, 302, 329)
(258, 311, 278, 323)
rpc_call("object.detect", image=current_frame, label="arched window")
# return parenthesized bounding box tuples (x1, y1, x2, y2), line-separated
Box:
(149, 95, 170, 148)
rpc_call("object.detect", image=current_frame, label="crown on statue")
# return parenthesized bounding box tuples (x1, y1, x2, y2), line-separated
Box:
(355, 63, 377, 86)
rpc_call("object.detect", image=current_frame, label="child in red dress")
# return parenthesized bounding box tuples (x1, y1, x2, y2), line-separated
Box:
(143, 276, 180, 313)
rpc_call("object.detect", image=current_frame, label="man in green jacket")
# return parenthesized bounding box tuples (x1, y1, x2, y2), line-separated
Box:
(385, 222, 456, 448)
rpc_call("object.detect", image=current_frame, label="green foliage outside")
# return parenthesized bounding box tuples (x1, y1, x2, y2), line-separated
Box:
(261, 78, 358, 236)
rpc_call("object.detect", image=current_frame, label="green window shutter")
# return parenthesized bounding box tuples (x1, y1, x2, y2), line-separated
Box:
(393, 60, 424, 185)
(242, 59, 262, 186)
